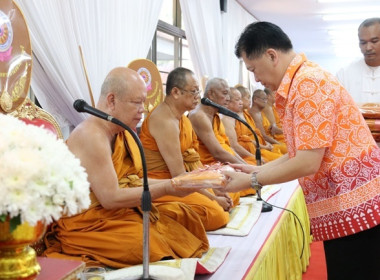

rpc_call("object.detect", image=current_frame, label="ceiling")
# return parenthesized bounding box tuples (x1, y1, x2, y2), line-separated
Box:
(237, 0, 380, 72)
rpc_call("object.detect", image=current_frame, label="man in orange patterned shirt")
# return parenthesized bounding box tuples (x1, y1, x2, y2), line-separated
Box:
(224, 21, 380, 279)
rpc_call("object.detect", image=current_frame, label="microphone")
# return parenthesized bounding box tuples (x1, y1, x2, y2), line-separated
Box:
(201, 97, 262, 166)
(201, 97, 241, 120)
(74, 99, 115, 122)
(73, 99, 153, 279)
(201, 97, 272, 212)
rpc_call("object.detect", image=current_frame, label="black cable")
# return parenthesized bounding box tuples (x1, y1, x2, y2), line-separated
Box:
(257, 191, 305, 259)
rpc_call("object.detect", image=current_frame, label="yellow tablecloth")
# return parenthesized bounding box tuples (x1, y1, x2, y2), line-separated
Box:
(196, 181, 312, 280)
(244, 186, 311, 280)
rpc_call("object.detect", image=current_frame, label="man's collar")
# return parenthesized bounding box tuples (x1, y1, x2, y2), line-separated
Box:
(277, 53, 307, 99)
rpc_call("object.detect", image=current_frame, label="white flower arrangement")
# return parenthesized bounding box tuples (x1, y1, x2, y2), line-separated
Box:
(0, 114, 90, 230)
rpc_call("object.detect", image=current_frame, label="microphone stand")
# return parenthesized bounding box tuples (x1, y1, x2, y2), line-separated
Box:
(232, 116, 273, 213)
(200, 97, 273, 213)
(73, 100, 153, 279)
(112, 119, 153, 279)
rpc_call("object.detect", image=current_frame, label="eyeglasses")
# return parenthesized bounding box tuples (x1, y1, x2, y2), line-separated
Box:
(256, 96, 268, 101)
(180, 88, 202, 97)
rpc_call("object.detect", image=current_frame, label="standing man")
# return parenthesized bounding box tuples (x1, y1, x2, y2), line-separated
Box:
(225, 21, 380, 279)
(336, 17, 380, 104)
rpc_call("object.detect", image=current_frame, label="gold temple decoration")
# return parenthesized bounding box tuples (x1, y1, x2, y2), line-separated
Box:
(0, 89, 12, 112)
(10, 97, 63, 139)
(0, 0, 32, 114)
(128, 59, 164, 114)
(0, 218, 46, 279)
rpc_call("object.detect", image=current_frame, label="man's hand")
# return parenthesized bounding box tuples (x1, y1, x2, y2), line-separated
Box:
(228, 163, 261, 174)
(221, 171, 251, 193)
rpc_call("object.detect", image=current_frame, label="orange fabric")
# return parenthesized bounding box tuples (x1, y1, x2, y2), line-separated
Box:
(140, 111, 203, 174)
(273, 105, 283, 129)
(195, 114, 243, 200)
(276, 53, 380, 241)
(44, 131, 209, 268)
(197, 114, 235, 165)
(236, 110, 282, 162)
(262, 112, 287, 147)
(139, 112, 229, 230)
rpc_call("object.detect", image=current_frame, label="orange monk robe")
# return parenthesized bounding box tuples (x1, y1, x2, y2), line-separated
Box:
(44, 131, 209, 268)
(261, 112, 287, 154)
(273, 105, 282, 129)
(196, 114, 248, 198)
(139, 113, 229, 230)
(236, 110, 282, 162)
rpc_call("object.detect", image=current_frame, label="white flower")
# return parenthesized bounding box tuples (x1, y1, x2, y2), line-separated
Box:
(0, 114, 91, 227)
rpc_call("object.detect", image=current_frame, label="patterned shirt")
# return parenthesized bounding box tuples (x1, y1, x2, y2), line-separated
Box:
(276, 53, 380, 241)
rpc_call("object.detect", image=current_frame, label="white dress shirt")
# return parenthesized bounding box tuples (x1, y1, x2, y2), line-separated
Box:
(336, 58, 380, 104)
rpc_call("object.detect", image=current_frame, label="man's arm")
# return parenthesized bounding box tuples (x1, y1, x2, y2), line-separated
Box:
(251, 111, 280, 144)
(190, 112, 246, 164)
(221, 116, 254, 158)
(223, 148, 325, 192)
(257, 148, 324, 185)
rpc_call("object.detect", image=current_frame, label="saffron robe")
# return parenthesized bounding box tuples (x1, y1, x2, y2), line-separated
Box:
(139, 113, 229, 230)
(196, 114, 248, 198)
(272, 105, 283, 129)
(261, 112, 287, 154)
(235, 110, 282, 162)
(43, 131, 209, 268)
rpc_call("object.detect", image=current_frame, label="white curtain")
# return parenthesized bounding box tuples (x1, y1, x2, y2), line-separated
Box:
(179, 0, 225, 80)
(222, 0, 256, 86)
(15, 0, 162, 138)
(180, 0, 257, 87)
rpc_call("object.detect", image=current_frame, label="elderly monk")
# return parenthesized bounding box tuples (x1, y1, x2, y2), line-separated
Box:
(188, 78, 246, 165)
(188, 78, 250, 196)
(262, 87, 283, 136)
(222, 87, 282, 163)
(249, 89, 287, 154)
(139, 67, 232, 229)
(43, 67, 209, 268)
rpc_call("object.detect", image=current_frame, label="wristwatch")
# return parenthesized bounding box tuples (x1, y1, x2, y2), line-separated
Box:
(250, 172, 262, 191)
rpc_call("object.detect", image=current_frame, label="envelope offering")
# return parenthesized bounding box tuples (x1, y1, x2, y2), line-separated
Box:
(171, 164, 235, 189)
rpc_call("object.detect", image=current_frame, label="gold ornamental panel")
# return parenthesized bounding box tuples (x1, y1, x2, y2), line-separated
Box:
(0, 0, 32, 114)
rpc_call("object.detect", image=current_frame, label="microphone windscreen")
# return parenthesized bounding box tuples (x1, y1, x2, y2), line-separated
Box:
(73, 99, 87, 112)
(201, 97, 209, 105)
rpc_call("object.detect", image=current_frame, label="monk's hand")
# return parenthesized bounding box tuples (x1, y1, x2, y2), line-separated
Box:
(221, 170, 252, 193)
(262, 143, 273, 151)
(215, 192, 233, 212)
(228, 163, 260, 174)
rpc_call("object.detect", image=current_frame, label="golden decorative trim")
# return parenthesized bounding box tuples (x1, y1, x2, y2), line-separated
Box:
(0, 90, 12, 112)
(10, 97, 63, 139)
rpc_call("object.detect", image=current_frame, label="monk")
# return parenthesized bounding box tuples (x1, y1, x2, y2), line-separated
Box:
(235, 85, 252, 111)
(221, 87, 258, 163)
(139, 67, 232, 230)
(249, 89, 287, 154)
(43, 67, 209, 268)
(262, 87, 283, 136)
(188, 77, 249, 196)
(222, 87, 282, 163)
